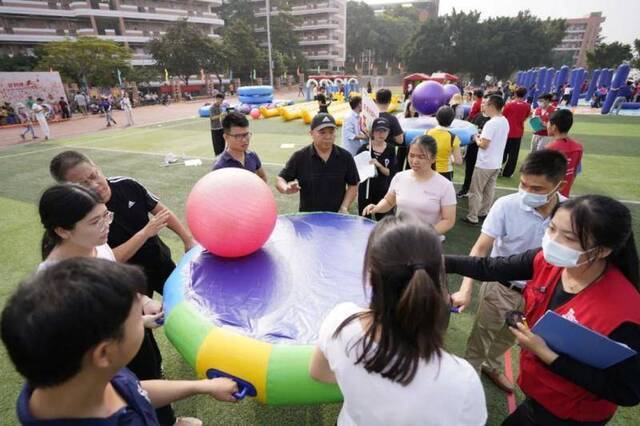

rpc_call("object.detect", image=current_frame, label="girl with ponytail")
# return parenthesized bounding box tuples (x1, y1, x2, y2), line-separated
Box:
(309, 213, 487, 425)
(445, 195, 640, 425)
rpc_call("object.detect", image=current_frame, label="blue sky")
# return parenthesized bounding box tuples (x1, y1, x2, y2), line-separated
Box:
(365, 0, 638, 45)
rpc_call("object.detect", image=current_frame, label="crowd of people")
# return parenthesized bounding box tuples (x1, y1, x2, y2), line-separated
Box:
(1, 83, 639, 426)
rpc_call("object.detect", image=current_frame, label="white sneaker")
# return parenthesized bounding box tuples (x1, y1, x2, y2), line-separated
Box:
(174, 417, 203, 426)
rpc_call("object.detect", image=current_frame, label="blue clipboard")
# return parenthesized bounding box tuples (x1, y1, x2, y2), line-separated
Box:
(532, 310, 636, 369)
(529, 116, 546, 132)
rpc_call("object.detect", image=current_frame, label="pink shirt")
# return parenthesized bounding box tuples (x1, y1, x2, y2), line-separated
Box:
(389, 170, 456, 225)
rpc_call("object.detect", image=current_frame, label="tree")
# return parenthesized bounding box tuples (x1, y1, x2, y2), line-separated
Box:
(346, 1, 376, 69)
(218, 0, 258, 29)
(402, 10, 565, 80)
(632, 38, 640, 69)
(0, 54, 38, 72)
(35, 37, 131, 87)
(147, 20, 224, 84)
(586, 42, 633, 69)
(266, 0, 307, 74)
(222, 20, 265, 81)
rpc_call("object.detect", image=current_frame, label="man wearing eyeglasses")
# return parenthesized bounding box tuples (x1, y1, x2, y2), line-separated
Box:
(213, 112, 267, 182)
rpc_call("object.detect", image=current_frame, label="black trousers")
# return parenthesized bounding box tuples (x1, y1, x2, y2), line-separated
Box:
(502, 398, 609, 426)
(394, 145, 409, 175)
(439, 171, 453, 181)
(460, 143, 479, 193)
(502, 137, 522, 178)
(128, 329, 175, 425)
(211, 128, 225, 156)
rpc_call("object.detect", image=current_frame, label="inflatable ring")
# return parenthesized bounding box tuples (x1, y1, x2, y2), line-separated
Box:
(239, 95, 274, 104)
(237, 85, 274, 96)
(163, 213, 375, 405)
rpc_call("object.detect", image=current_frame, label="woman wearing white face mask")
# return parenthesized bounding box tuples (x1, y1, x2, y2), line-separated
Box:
(445, 195, 640, 425)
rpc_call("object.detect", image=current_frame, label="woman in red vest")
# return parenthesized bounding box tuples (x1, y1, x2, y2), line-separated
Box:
(446, 195, 640, 425)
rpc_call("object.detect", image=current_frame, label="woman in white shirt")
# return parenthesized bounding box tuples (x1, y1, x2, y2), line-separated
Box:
(38, 183, 162, 324)
(363, 135, 457, 236)
(309, 213, 486, 426)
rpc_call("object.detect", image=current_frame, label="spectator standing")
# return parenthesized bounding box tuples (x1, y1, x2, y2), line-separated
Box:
(73, 92, 87, 115)
(209, 93, 226, 156)
(501, 87, 531, 178)
(426, 106, 463, 181)
(120, 93, 134, 127)
(530, 93, 556, 151)
(58, 97, 71, 119)
(32, 98, 50, 140)
(342, 95, 368, 156)
(463, 95, 509, 225)
(458, 96, 491, 197)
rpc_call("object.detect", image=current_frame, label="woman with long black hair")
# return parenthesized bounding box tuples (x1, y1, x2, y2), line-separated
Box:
(446, 195, 640, 425)
(309, 213, 487, 425)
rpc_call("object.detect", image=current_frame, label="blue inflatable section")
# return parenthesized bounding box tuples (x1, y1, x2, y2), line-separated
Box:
(400, 116, 478, 146)
(239, 95, 274, 104)
(198, 106, 210, 117)
(602, 64, 631, 114)
(238, 85, 274, 96)
(621, 103, 640, 110)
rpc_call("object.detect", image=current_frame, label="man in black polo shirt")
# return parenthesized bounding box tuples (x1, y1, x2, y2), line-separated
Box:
(276, 113, 359, 213)
(49, 151, 194, 298)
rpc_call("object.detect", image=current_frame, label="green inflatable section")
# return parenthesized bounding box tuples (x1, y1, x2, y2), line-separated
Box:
(266, 344, 343, 405)
(164, 302, 212, 369)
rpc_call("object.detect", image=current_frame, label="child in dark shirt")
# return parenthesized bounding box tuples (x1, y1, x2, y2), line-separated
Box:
(357, 117, 396, 220)
(1, 258, 239, 426)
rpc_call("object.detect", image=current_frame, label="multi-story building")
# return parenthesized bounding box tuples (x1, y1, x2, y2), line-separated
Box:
(369, 0, 439, 22)
(253, 0, 347, 72)
(0, 0, 223, 66)
(553, 11, 605, 68)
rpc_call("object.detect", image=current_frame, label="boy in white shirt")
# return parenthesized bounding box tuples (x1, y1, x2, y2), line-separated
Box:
(463, 95, 509, 225)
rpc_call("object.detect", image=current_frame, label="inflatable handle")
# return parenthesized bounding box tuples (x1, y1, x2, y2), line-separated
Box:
(206, 368, 257, 400)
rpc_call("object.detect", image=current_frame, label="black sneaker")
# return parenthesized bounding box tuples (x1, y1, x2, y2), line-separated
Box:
(461, 217, 480, 226)
(457, 191, 468, 198)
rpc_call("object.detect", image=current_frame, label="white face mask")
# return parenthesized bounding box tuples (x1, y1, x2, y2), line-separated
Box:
(541, 233, 595, 268)
(519, 184, 559, 208)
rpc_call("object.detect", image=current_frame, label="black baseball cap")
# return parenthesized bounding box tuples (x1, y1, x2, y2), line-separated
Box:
(311, 113, 337, 131)
(371, 117, 390, 132)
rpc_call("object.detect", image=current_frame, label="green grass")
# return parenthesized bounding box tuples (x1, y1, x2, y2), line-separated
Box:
(0, 113, 639, 425)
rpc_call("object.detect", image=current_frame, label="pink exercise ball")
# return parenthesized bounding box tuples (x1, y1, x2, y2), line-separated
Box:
(411, 81, 447, 116)
(186, 169, 277, 258)
(250, 108, 261, 119)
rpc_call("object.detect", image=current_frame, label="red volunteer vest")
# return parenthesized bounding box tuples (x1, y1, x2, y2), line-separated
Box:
(519, 251, 640, 421)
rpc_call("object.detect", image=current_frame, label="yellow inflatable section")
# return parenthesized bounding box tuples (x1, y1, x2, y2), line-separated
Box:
(278, 101, 317, 121)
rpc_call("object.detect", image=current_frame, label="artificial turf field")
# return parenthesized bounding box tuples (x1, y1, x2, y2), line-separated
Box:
(0, 112, 639, 425)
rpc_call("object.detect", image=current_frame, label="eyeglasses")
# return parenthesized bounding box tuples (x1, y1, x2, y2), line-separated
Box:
(94, 211, 114, 230)
(225, 132, 252, 140)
